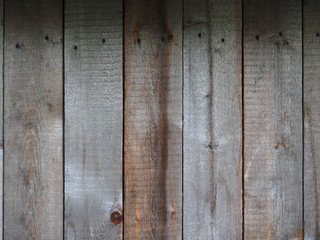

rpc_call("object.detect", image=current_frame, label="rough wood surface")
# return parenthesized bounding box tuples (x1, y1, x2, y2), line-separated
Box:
(183, 0, 242, 239)
(304, 0, 320, 239)
(124, 0, 182, 239)
(64, 0, 123, 239)
(3, 0, 63, 239)
(243, 0, 303, 238)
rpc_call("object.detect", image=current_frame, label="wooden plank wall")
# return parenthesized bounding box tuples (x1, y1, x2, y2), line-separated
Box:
(0, 0, 319, 239)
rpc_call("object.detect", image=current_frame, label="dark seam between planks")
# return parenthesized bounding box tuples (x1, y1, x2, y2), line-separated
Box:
(1, 0, 4, 238)
(302, 0, 304, 235)
(122, 0, 125, 238)
(62, 0, 65, 238)
(241, 0, 244, 239)
(181, 0, 184, 238)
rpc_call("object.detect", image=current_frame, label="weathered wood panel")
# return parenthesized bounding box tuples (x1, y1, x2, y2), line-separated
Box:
(4, 0, 63, 239)
(64, 0, 123, 239)
(124, 0, 182, 238)
(243, 0, 303, 238)
(183, 0, 242, 239)
(304, 0, 320, 238)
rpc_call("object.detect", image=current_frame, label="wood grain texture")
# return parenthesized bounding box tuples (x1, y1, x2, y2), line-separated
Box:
(244, 0, 303, 239)
(4, 0, 63, 239)
(124, 0, 182, 239)
(183, 0, 242, 239)
(304, 0, 320, 239)
(64, 0, 123, 239)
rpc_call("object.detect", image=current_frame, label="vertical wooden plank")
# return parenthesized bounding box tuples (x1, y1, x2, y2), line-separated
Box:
(4, 0, 63, 239)
(124, 0, 182, 239)
(183, 0, 242, 239)
(64, 0, 123, 239)
(304, 0, 320, 239)
(244, 0, 303, 239)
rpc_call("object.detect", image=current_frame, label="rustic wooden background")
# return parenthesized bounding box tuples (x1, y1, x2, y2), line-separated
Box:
(0, 0, 319, 239)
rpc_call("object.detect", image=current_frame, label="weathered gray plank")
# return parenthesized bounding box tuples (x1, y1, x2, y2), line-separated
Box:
(244, 0, 303, 238)
(4, 0, 63, 239)
(183, 0, 242, 239)
(64, 0, 123, 239)
(124, 0, 182, 238)
(304, 0, 320, 238)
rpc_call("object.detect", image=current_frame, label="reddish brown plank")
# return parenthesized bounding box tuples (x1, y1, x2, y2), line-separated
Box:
(124, 0, 182, 239)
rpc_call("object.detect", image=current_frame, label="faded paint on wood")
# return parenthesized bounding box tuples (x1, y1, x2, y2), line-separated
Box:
(124, 0, 182, 239)
(304, 0, 320, 238)
(183, 0, 242, 239)
(64, 0, 123, 239)
(4, 0, 63, 239)
(244, 0, 303, 238)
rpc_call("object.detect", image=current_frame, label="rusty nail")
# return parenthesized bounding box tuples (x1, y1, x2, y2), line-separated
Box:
(110, 202, 122, 225)
(283, 40, 290, 45)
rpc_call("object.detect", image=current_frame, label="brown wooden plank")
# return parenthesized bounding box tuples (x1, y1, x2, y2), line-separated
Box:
(3, 0, 63, 239)
(64, 0, 123, 239)
(183, 0, 242, 239)
(124, 0, 182, 238)
(304, 0, 320, 238)
(243, 0, 303, 238)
